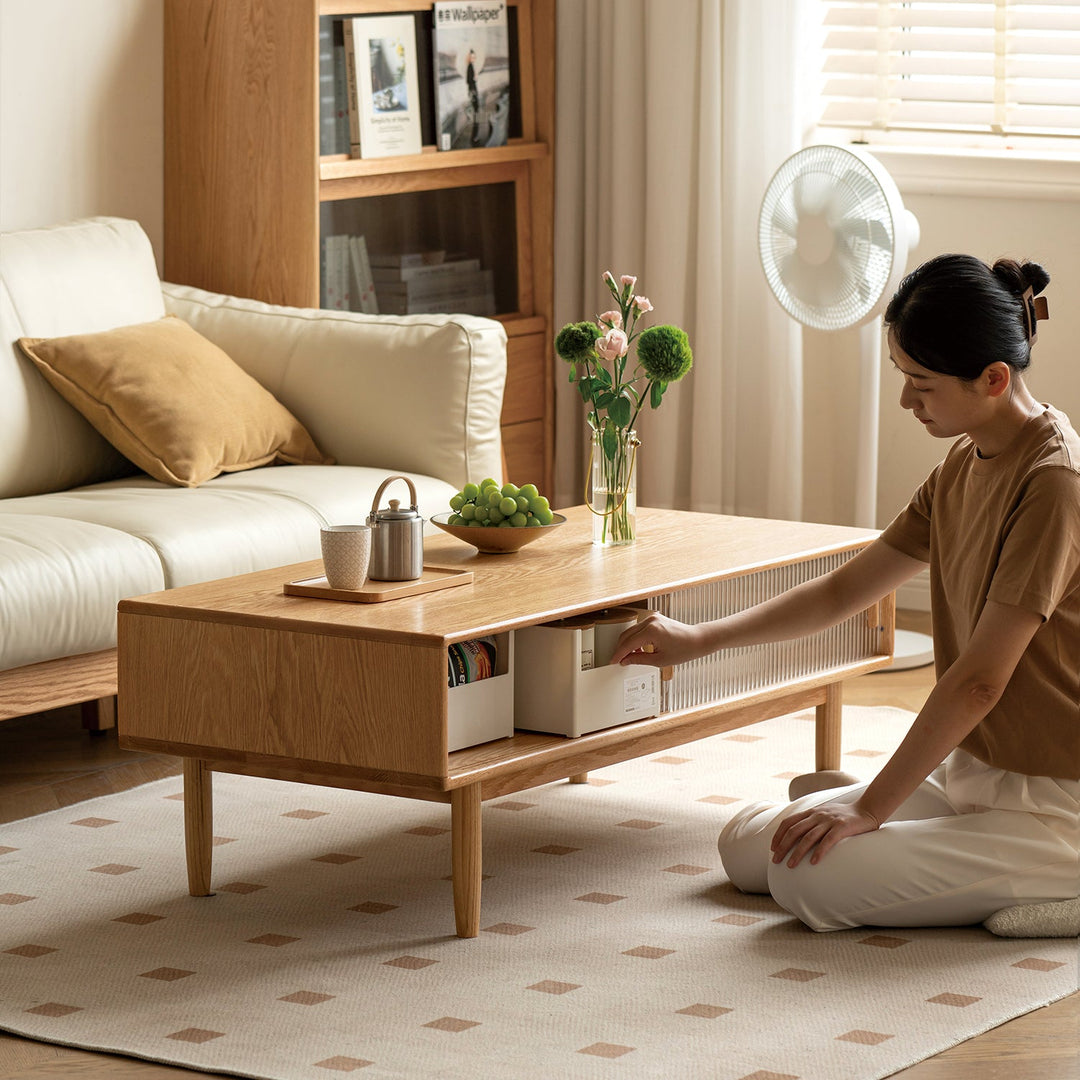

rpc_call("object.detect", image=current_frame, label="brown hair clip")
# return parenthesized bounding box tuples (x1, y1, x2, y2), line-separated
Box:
(1021, 286, 1050, 345)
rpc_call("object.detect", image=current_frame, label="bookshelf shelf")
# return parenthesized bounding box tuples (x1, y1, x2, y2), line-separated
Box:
(319, 140, 549, 181)
(163, 0, 554, 491)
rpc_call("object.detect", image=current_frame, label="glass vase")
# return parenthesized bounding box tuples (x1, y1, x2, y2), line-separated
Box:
(590, 427, 639, 546)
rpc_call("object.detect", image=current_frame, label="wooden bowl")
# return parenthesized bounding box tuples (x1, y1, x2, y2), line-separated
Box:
(429, 512, 566, 554)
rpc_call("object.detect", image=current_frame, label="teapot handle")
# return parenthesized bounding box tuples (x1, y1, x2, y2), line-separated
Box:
(370, 474, 419, 517)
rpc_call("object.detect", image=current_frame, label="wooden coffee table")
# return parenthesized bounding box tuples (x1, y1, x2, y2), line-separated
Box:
(118, 507, 893, 936)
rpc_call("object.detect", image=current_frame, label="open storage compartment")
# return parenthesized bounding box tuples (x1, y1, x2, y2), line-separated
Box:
(447, 630, 514, 751)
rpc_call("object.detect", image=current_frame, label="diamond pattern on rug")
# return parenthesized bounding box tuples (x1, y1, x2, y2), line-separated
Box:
(279, 991, 335, 1005)
(112, 912, 165, 925)
(69, 817, 117, 828)
(4, 944, 57, 958)
(0, 706, 1074, 1080)
(314, 1056, 374, 1072)
(423, 1017, 480, 1032)
(166, 1028, 225, 1044)
(578, 1042, 635, 1058)
(1013, 957, 1065, 971)
(771, 967, 825, 982)
(0, 893, 34, 904)
(218, 881, 267, 894)
(383, 956, 437, 970)
(836, 1029, 894, 1045)
(527, 980, 580, 995)
(676, 1003, 733, 1019)
(88, 863, 138, 875)
(927, 993, 982, 1007)
(25, 1003, 83, 1017)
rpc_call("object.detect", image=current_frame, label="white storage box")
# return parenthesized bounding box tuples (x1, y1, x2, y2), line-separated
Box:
(447, 631, 514, 751)
(513, 622, 660, 737)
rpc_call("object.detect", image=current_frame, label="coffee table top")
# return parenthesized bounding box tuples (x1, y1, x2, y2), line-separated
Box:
(118, 506, 879, 647)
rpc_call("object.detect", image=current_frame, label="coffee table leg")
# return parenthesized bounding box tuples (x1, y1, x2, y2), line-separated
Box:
(451, 783, 482, 937)
(568, 773, 589, 784)
(183, 758, 213, 896)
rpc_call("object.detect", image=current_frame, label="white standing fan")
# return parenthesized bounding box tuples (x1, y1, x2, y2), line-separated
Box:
(758, 143, 933, 670)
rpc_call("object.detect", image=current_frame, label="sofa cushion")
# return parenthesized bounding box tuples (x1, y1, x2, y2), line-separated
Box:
(0, 515, 164, 672)
(17, 315, 332, 488)
(0, 468, 457, 590)
(0, 217, 166, 499)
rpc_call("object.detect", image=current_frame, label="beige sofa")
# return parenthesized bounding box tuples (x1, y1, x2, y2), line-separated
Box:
(0, 217, 507, 726)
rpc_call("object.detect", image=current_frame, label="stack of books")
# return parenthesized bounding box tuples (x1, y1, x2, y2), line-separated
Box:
(371, 252, 496, 316)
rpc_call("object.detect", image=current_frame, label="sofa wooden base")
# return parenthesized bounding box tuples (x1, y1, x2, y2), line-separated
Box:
(0, 649, 117, 728)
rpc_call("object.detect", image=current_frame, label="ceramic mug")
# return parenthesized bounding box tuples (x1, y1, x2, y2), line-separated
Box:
(320, 524, 371, 591)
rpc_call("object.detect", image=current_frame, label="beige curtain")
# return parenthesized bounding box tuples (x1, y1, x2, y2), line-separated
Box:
(553, 0, 812, 520)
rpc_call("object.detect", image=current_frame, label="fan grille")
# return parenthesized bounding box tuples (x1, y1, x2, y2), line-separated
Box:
(759, 145, 896, 331)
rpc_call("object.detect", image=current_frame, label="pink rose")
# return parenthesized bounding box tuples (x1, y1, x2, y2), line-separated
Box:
(595, 327, 629, 361)
(634, 296, 653, 313)
(599, 309, 623, 329)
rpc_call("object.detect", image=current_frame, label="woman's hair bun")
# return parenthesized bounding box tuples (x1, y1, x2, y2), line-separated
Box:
(993, 257, 1050, 297)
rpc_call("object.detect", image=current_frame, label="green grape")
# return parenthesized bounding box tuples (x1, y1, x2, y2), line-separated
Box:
(462, 482, 479, 501)
(532, 505, 554, 525)
(519, 483, 539, 499)
(498, 496, 517, 516)
(474, 505, 490, 523)
(515, 494, 530, 512)
(528, 495, 550, 515)
(449, 493, 465, 512)
(497, 519, 512, 527)
(467, 518, 483, 527)
(489, 507, 504, 524)
(448, 513, 465, 525)
(526, 516, 543, 527)
(500, 482, 519, 498)
(487, 489, 503, 508)
(509, 511, 528, 527)
(479, 477, 498, 492)
(460, 503, 476, 520)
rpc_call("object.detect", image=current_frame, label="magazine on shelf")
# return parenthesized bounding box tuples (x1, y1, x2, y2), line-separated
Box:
(433, 1, 510, 151)
(343, 15, 423, 158)
(321, 234, 379, 314)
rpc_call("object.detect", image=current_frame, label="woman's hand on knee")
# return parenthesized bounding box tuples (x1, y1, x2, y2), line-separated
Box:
(770, 801, 881, 868)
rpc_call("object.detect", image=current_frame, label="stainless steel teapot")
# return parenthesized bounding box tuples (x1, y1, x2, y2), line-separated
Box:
(367, 475, 424, 581)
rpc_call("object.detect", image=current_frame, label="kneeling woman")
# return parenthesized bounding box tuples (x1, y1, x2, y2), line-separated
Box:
(611, 254, 1079, 933)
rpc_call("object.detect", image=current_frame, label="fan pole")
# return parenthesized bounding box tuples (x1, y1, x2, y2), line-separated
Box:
(854, 316, 882, 530)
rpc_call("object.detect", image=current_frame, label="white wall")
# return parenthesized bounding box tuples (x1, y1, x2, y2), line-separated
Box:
(0, 0, 163, 263)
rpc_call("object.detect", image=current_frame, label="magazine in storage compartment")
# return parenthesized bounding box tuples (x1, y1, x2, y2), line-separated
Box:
(513, 611, 661, 738)
(447, 630, 514, 751)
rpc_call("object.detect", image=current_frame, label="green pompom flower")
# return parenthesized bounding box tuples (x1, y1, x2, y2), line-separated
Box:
(554, 321, 602, 364)
(637, 325, 693, 382)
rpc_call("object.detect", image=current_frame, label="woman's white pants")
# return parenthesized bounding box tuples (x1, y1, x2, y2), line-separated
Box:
(717, 750, 1079, 932)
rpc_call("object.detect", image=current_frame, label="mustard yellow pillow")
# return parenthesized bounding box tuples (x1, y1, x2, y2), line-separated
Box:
(18, 315, 332, 487)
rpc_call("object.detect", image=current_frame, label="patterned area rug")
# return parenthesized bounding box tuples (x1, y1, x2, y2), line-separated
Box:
(0, 706, 1074, 1080)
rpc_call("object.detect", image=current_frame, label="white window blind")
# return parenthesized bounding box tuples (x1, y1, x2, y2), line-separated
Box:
(821, 1, 1080, 140)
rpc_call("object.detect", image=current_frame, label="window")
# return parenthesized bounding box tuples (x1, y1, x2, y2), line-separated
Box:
(819, 1, 1080, 145)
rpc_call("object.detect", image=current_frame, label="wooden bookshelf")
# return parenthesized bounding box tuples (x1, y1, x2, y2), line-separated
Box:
(163, 0, 555, 491)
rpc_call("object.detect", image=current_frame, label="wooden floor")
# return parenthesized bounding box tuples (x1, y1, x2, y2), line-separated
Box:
(0, 612, 1075, 1079)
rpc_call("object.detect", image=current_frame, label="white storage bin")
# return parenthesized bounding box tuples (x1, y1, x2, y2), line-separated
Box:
(447, 631, 514, 751)
(513, 623, 660, 738)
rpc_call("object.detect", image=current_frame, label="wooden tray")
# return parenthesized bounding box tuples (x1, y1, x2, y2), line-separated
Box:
(283, 565, 473, 603)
